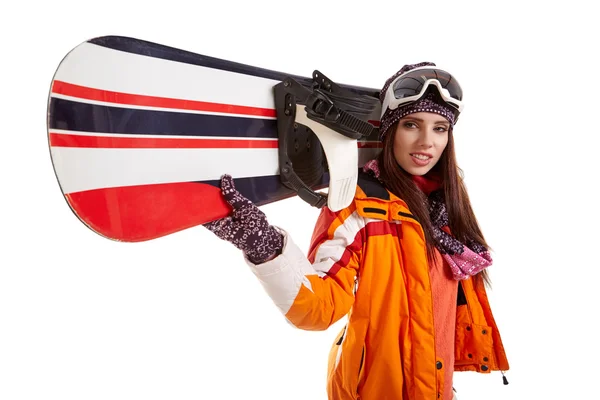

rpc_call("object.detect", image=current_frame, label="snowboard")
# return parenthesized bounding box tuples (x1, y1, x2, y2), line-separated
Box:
(47, 36, 383, 242)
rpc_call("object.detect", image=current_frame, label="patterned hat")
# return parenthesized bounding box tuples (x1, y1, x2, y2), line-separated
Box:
(379, 62, 458, 141)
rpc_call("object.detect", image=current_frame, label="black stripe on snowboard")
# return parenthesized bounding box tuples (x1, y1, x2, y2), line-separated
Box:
(199, 173, 329, 207)
(48, 97, 278, 138)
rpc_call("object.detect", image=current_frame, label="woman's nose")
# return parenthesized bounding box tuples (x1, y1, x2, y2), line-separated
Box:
(417, 129, 433, 147)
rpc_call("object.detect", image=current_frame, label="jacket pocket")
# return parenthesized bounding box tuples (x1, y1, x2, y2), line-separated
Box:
(328, 326, 346, 374)
(355, 345, 366, 399)
(326, 331, 367, 400)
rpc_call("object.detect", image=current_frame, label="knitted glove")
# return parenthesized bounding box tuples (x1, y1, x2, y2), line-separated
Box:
(203, 174, 284, 264)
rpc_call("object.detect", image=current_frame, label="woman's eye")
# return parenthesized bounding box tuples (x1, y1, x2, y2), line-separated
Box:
(404, 122, 417, 128)
(435, 126, 448, 132)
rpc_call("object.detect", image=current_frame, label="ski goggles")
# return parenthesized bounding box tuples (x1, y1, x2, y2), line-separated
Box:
(381, 66, 465, 116)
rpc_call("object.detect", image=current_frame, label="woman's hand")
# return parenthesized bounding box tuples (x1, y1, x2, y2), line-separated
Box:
(203, 174, 284, 264)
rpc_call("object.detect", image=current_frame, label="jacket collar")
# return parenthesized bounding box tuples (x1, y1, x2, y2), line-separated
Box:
(354, 169, 417, 223)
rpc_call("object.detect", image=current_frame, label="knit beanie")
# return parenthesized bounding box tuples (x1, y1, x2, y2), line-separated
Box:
(379, 62, 458, 141)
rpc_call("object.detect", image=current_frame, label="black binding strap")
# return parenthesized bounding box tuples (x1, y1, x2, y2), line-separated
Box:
(273, 70, 380, 208)
(305, 89, 376, 139)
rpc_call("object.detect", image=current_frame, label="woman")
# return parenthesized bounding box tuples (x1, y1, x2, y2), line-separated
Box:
(204, 62, 510, 400)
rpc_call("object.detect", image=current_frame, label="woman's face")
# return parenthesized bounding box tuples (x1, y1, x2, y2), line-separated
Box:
(392, 112, 450, 175)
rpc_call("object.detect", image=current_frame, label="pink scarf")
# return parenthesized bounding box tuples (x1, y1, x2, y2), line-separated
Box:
(363, 159, 492, 280)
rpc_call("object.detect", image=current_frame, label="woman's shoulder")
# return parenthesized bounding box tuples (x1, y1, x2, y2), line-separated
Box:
(356, 169, 391, 201)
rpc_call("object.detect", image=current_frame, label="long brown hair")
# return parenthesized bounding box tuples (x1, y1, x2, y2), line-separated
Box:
(377, 122, 491, 287)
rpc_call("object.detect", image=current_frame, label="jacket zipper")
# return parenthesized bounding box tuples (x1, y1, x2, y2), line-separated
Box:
(356, 346, 365, 397)
(358, 347, 364, 378)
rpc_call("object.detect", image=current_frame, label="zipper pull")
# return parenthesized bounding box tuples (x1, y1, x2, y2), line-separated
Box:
(501, 371, 509, 385)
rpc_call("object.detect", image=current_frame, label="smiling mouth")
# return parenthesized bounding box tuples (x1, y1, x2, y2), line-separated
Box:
(410, 153, 432, 160)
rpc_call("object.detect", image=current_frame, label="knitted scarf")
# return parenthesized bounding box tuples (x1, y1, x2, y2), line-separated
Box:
(363, 159, 492, 280)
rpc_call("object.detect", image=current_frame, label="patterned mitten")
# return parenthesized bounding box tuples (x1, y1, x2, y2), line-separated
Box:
(203, 174, 284, 264)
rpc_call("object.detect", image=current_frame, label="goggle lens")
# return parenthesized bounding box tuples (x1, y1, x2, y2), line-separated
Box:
(392, 69, 463, 102)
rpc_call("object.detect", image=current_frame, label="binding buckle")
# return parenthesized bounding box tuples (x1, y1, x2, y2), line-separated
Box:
(273, 70, 379, 208)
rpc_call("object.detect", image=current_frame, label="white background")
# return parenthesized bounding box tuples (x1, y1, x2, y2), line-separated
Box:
(1, 1, 599, 399)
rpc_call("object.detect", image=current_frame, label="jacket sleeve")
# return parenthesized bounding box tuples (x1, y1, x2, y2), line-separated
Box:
(244, 205, 364, 331)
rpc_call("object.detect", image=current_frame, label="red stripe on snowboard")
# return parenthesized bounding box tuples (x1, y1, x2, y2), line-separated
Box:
(49, 132, 380, 149)
(51, 80, 277, 118)
(66, 182, 231, 242)
(49, 132, 278, 149)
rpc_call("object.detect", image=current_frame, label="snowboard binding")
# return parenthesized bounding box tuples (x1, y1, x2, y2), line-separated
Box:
(274, 71, 379, 210)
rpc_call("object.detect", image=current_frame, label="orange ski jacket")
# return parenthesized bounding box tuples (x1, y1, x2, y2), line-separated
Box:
(245, 172, 509, 399)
